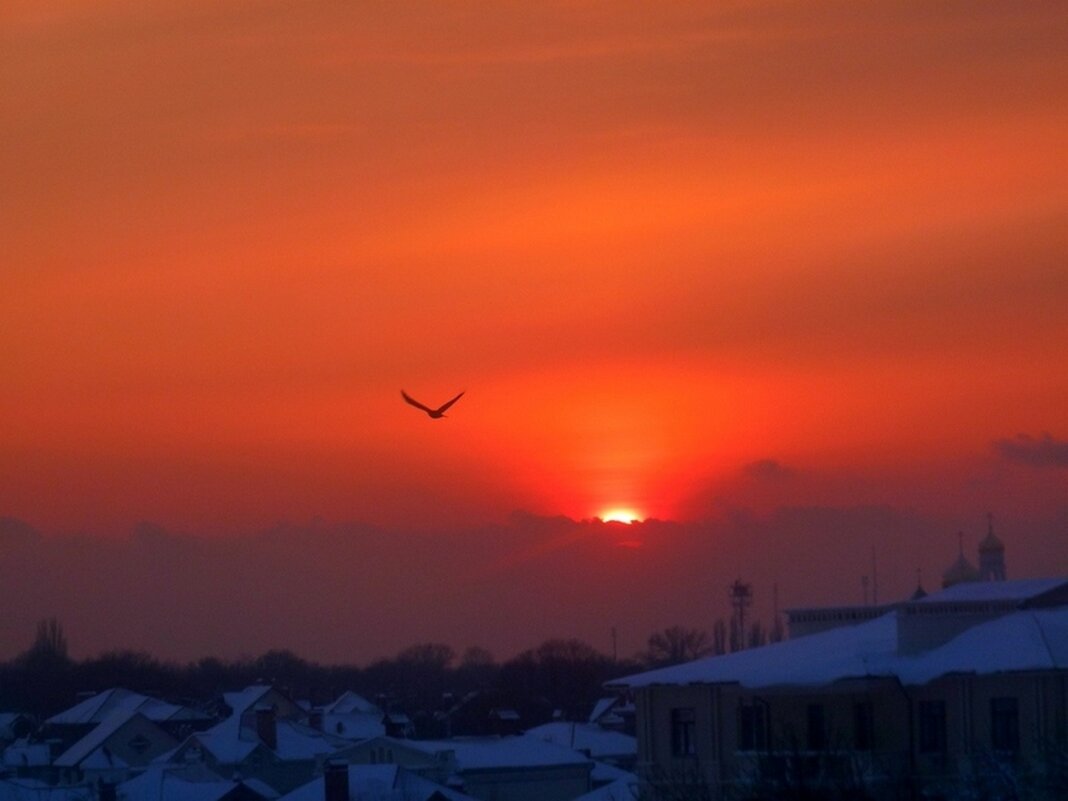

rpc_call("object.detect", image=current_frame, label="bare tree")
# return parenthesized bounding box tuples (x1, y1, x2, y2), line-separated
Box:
(29, 617, 68, 661)
(645, 627, 712, 667)
(712, 619, 727, 655)
(747, 621, 767, 649)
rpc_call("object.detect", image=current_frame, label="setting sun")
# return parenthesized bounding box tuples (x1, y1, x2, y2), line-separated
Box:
(600, 507, 642, 524)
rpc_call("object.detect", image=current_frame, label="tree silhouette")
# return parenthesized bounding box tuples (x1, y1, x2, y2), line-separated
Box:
(645, 626, 712, 667)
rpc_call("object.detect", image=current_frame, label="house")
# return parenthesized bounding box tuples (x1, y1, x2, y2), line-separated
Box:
(436, 691, 552, 739)
(587, 697, 635, 737)
(1, 740, 52, 781)
(610, 577, 1068, 800)
(45, 690, 212, 751)
(317, 693, 384, 741)
(332, 735, 593, 801)
(166, 687, 351, 794)
(278, 761, 474, 801)
(52, 709, 178, 785)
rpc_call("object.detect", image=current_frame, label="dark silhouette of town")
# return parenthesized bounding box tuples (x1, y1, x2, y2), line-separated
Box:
(2, 527, 1067, 801)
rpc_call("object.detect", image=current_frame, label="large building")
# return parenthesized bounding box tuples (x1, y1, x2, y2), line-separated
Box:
(609, 577, 1068, 800)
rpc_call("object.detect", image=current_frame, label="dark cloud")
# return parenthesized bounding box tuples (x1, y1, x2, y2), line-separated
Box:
(0, 517, 40, 546)
(993, 433, 1068, 468)
(744, 459, 795, 482)
(1, 502, 1065, 665)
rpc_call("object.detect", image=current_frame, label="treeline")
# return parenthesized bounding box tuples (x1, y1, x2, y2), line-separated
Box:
(0, 619, 641, 724)
(1, 617, 780, 725)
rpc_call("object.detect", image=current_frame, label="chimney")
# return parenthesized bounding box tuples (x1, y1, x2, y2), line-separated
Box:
(308, 708, 324, 731)
(324, 761, 349, 801)
(255, 706, 277, 750)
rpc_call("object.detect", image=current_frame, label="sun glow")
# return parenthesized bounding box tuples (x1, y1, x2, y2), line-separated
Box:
(600, 507, 642, 524)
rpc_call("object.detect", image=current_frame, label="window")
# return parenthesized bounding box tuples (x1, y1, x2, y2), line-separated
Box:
(918, 700, 947, 754)
(670, 707, 696, 757)
(990, 697, 1019, 753)
(738, 702, 768, 751)
(854, 702, 874, 751)
(806, 704, 826, 751)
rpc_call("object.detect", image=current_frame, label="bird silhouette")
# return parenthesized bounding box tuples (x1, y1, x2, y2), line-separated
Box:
(401, 390, 465, 419)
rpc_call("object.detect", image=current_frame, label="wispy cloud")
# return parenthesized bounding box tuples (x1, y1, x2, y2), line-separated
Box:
(993, 433, 1068, 468)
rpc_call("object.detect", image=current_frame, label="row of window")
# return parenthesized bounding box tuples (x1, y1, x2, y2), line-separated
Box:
(919, 697, 1019, 754)
(668, 697, 1020, 757)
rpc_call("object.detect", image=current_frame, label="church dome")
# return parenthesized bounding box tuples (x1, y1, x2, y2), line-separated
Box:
(942, 552, 980, 588)
(979, 526, 1004, 552)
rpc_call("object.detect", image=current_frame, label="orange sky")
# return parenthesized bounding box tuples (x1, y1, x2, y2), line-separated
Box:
(2, 2, 1068, 658)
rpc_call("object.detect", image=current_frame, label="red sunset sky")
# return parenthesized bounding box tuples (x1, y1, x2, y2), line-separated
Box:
(2, 1, 1067, 662)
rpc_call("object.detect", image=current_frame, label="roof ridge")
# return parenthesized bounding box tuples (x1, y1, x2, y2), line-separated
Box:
(1029, 610, 1057, 668)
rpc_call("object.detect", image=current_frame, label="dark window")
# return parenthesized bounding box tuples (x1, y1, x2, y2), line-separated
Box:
(918, 700, 947, 754)
(806, 704, 826, 751)
(739, 703, 768, 751)
(854, 702, 874, 751)
(671, 707, 696, 757)
(990, 697, 1019, 753)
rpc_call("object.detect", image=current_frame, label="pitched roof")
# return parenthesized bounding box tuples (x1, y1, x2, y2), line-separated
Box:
(48, 689, 206, 726)
(914, 576, 1067, 604)
(611, 604, 1068, 691)
(402, 736, 593, 771)
(895, 609, 1068, 684)
(54, 706, 147, 767)
(187, 713, 349, 765)
(119, 765, 276, 801)
(522, 723, 636, 760)
(322, 693, 378, 716)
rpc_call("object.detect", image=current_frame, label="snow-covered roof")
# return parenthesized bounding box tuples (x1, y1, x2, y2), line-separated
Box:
(221, 688, 272, 717)
(896, 609, 1068, 683)
(611, 605, 1068, 691)
(522, 723, 635, 760)
(323, 693, 378, 717)
(403, 736, 592, 772)
(119, 765, 276, 801)
(277, 765, 475, 801)
(2, 741, 52, 768)
(587, 699, 617, 725)
(322, 714, 384, 741)
(47, 689, 205, 726)
(54, 708, 148, 768)
(185, 714, 350, 765)
(321, 694, 383, 740)
(912, 577, 1068, 605)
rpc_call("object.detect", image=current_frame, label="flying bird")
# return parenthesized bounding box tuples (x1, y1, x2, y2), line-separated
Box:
(401, 390, 465, 419)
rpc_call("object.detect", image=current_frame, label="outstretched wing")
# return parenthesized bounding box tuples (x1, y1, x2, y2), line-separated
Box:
(401, 390, 434, 414)
(435, 391, 465, 414)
